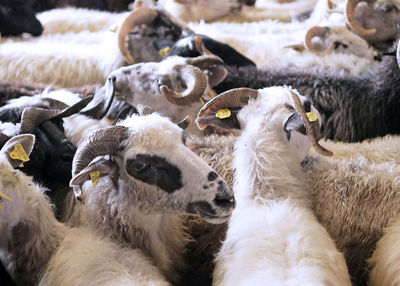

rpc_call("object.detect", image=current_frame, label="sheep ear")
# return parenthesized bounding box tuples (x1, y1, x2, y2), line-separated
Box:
(284, 43, 306, 52)
(283, 113, 307, 140)
(2, 134, 35, 168)
(70, 156, 118, 187)
(206, 65, 228, 87)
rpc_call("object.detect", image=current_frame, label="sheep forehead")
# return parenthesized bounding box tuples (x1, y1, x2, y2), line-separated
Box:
(158, 56, 188, 72)
(119, 113, 182, 149)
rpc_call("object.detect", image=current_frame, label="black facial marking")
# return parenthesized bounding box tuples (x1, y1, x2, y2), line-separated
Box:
(207, 171, 218, 181)
(203, 184, 209, 189)
(126, 154, 183, 193)
(123, 69, 132, 75)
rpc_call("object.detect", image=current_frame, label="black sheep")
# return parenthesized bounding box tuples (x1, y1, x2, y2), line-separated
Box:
(214, 41, 400, 142)
(0, 0, 43, 37)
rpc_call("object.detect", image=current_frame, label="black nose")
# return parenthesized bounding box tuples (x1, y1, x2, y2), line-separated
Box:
(214, 184, 235, 209)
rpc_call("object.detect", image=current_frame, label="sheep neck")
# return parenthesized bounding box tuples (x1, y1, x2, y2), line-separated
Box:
(233, 122, 311, 208)
(0, 164, 65, 285)
(84, 184, 186, 284)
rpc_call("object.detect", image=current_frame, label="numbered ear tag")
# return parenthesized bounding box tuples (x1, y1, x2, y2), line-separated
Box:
(306, 112, 318, 122)
(216, 109, 231, 119)
(0, 191, 12, 211)
(90, 171, 100, 186)
(159, 46, 170, 58)
(9, 143, 30, 167)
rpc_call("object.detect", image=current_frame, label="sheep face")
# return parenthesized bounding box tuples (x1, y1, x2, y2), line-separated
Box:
(303, 26, 381, 60)
(71, 113, 235, 224)
(107, 56, 220, 122)
(197, 87, 330, 163)
(348, 0, 400, 43)
(0, 0, 43, 37)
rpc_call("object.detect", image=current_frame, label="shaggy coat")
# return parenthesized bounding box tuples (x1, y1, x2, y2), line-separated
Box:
(210, 87, 350, 285)
(215, 53, 400, 142)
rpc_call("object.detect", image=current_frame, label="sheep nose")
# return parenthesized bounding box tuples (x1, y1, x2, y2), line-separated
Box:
(214, 184, 236, 210)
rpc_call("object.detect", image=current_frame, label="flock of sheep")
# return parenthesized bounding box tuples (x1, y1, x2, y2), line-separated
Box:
(1, 0, 400, 285)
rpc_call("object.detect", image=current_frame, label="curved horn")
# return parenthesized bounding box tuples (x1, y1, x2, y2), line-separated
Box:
(305, 26, 335, 56)
(160, 66, 208, 106)
(196, 87, 258, 130)
(345, 0, 376, 36)
(177, 115, 192, 129)
(20, 95, 94, 133)
(288, 90, 333, 157)
(71, 125, 129, 178)
(20, 107, 61, 133)
(117, 7, 158, 64)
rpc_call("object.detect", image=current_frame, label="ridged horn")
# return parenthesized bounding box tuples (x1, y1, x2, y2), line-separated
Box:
(288, 90, 333, 157)
(186, 54, 225, 70)
(177, 115, 192, 129)
(194, 35, 212, 56)
(196, 87, 258, 130)
(118, 7, 158, 64)
(160, 66, 207, 106)
(20, 95, 94, 133)
(71, 125, 129, 178)
(345, 0, 376, 36)
(20, 107, 61, 133)
(305, 26, 335, 56)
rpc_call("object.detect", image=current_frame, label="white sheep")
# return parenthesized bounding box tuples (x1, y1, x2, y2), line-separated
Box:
(196, 86, 350, 285)
(68, 111, 235, 284)
(368, 216, 400, 286)
(0, 134, 170, 286)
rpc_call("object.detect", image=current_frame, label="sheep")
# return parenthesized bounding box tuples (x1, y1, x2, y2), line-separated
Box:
(68, 111, 235, 284)
(157, 0, 256, 22)
(0, 134, 173, 286)
(117, 6, 255, 66)
(368, 216, 400, 286)
(301, 154, 400, 285)
(0, 0, 43, 37)
(212, 39, 400, 142)
(106, 53, 228, 135)
(345, 0, 400, 49)
(195, 86, 350, 285)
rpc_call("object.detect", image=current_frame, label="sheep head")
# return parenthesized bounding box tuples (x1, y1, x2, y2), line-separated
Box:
(345, 0, 400, 43)
(300, 25, 381, 60)
(0, 0, 43, 37)
(70, 112, 235, 224)
(196, 87, 333, 161)
(106, 55, 226, 123)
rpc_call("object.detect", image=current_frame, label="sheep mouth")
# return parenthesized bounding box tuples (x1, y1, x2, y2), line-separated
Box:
(187, 201, 231, 224)
(197, 210, 231, 224)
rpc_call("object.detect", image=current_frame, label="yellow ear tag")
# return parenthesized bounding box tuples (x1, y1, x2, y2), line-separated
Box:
(9, 143, 30, 167)
(109, 25, 119, 33)
(216, 109, 231, 119)
(90, 171, 100, 186)
(306, 112, 318, 122)
(0, 191, 12, 211)
(159, 46, 170, 58)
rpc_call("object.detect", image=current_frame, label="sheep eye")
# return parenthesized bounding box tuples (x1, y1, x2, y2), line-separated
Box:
(133, 161, 148, 173)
